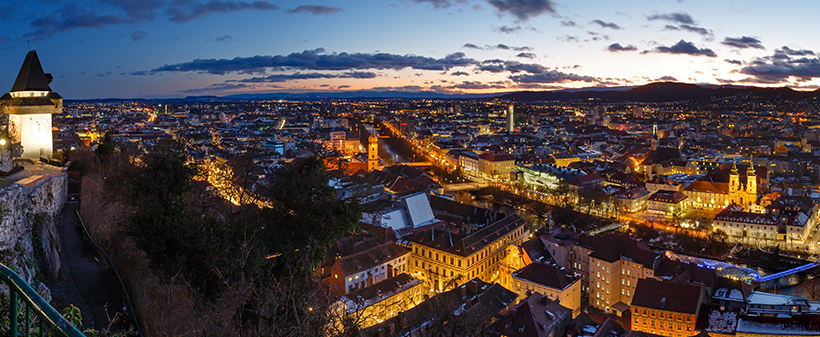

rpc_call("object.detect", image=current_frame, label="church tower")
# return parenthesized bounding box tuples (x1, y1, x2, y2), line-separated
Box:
(367, 132, 378, 172)
(746, 160, 757, 199)
(729, 158, 740, 193)
(0, 50, 62, 159)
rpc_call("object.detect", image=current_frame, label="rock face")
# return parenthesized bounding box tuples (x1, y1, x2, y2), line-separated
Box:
(0, 171, 67, 283)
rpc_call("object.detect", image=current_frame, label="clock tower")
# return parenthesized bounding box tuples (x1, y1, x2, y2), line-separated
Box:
(1, 50, 62, 159)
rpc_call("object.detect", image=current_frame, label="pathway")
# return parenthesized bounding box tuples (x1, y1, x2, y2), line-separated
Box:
(57, 201, 127, 331)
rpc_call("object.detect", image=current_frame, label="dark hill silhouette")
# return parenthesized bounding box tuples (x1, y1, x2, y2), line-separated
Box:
(500, 82, 820, 102)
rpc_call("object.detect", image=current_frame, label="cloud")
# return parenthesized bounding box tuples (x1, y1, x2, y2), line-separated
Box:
(663, 25, 680, 31)
(557, 35, 579, 43)
(131, 30, 149, 41)
(656, 76, 677, 81)
(215, 35, 233, 42)
(508, 70, 597, 83)
(643, 40, 717, 57)
(607, 43, 637, 52)
(167, 1, 279, 23)
(679, 24, 711, 36)
(516, 52, 536, 59)
(28, 5, 124, 36)
(779, 46, 814, 56)
(449, 81, 508, 90)
(462, 43, 532, 50)
(152, 48, 480, 74)
(450, 71, 470, 76)
(724, 59, 742, 65)
(287, 5, 343, 15)
(233, 71, 377, 82)
(28, 1, 285, 35)
(496, 26, 521, 34)
(721, 36, 764, 49)
(0, 2, 21, 20)
(647, 12, 694, 24)
(179, 82, 263, 94)
(488, 0, 557, 21)
(739, 47, 820, 81)
(590, 19, 620, 30)
(560, 20, 576, 27)
(97, 71, 114, 77)
(478, 60, 549, 74)
(410, 0, 467, 9)
(131, 71, 150, 75)
(98, 0, 166, 21)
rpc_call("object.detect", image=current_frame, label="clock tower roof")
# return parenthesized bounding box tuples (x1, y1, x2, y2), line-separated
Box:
(11, 50, 52, 92)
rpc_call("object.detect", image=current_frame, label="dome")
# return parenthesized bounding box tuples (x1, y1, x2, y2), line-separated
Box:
(368, 133, 378, 143)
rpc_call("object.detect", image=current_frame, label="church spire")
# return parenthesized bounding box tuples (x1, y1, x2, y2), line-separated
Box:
(747, 159, 756, 176)
(731, 157, 739, 175)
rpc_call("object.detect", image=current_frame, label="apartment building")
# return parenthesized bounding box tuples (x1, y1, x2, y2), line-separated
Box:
(405, 213, 529, 292)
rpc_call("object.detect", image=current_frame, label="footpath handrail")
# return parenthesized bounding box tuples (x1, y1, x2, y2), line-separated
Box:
(74, 208, 143, 337)
(0, 263, 85, 337)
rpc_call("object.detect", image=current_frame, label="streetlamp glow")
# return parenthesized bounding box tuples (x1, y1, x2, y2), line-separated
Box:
(0, 139, 5, 146)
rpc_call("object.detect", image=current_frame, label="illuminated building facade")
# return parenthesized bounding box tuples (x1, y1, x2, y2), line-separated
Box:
(1, 50, 63, 159)
(406, 214, 528, 292)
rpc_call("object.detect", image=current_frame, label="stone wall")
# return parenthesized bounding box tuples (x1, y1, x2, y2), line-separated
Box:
(0, 171, 67, 283)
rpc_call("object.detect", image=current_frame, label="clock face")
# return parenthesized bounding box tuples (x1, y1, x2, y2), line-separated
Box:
(30, 117, 50, 140)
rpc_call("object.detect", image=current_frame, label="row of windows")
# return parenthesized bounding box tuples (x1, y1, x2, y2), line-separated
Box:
(636, 308, 692, 323)
(413, 229, 522, 270)
(345, 260, 404, 283)
(636, 318, 687, 331)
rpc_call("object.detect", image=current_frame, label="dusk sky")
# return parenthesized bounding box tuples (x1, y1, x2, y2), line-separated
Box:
(1, 0, 819, 99)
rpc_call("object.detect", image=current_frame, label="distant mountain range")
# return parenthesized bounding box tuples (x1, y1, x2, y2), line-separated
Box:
(66, 82, 820, 103)
(499, 82, 820, 103)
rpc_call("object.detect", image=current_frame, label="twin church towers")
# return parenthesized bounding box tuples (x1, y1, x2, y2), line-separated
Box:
(0, 50, 61, 160)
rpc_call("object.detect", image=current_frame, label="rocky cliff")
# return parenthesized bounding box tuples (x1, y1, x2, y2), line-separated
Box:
(0, 171, 67, 285)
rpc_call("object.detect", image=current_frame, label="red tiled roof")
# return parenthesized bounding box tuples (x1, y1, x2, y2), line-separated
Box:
(513, 262, 577, 290)
(632, 278, 702, 314)
(684, 181, 729, 194)
(479, 152, 515, 162)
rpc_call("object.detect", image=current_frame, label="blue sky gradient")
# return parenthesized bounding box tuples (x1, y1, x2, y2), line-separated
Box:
(1, 0, 818, 98)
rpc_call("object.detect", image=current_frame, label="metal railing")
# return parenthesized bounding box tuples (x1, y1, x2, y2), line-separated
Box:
(74, 209, 143, 337)
(0, 264, 85, 337)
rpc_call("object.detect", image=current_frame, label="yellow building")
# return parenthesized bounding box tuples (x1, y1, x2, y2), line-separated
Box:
(405, 214, 528, 292)
(367, 133, 378, 172)
(683, 160, 758, 211)
(510, 262, 582, 317)
(331, 273, 426, 330)
(586, 236, 659, 316)
(478, 152, 516, 179)
(631, 279, 703, 337)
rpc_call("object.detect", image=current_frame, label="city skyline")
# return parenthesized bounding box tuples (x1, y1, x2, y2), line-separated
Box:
(1, 0, 819, 98)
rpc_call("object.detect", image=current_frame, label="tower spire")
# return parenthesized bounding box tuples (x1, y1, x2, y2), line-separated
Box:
(731, 157, 738, 175)
(747, 158, 756, 176)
